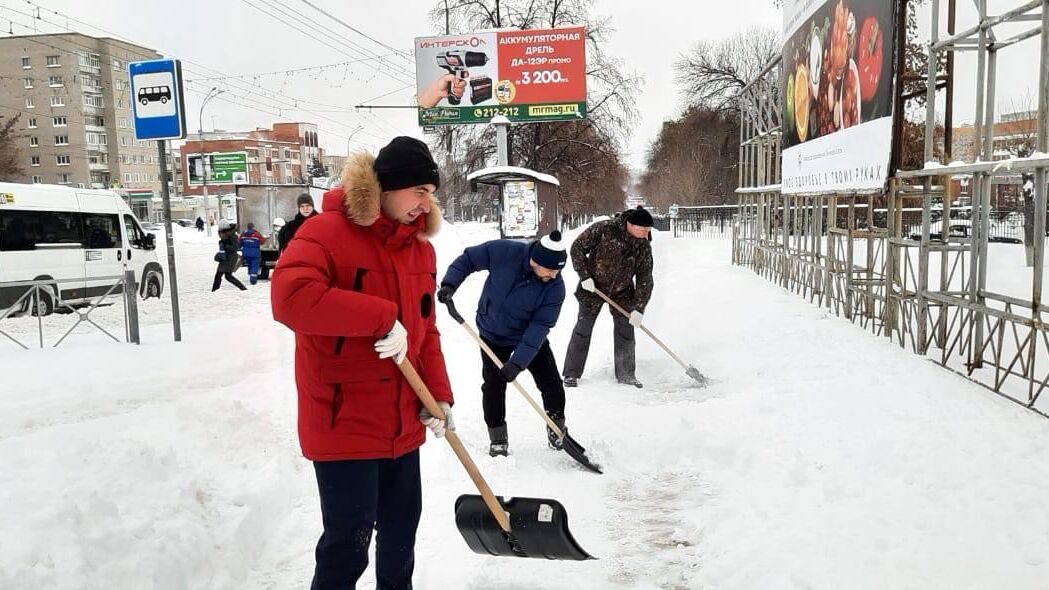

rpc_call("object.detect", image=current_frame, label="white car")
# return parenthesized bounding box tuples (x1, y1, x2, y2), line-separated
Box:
(0, 182, 164, 316)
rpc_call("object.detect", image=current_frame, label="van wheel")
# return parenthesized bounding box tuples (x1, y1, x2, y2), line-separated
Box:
(145, 275, 162, 299)
(27, 287, 56, 317)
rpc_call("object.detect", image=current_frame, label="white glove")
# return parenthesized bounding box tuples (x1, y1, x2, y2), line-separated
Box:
(580, 278, 596, 292)
(375, 320, 408, 364)
(629, 310, 644, 327)
(419, 402, 454, 438)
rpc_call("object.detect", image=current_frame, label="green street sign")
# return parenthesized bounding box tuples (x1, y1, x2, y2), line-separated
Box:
(188, 151, 248, 185)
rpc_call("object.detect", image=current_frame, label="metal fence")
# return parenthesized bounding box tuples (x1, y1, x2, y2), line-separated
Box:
(0, 271, 141, 349)
(670, 206, 736, 238)
(732, 0, 1049, 416)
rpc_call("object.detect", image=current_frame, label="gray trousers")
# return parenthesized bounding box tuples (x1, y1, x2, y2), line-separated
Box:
(562, 304, 636, 381)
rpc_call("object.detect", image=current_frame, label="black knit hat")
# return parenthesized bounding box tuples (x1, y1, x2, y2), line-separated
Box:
(530, 230, 568, 270)
(625, 205, 653, 227)
(296, 193, 314, 207)
(374, 136, 441, 192)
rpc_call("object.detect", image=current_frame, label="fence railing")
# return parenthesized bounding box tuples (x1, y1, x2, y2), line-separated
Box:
(670, 206, 737, 239)
(0, 271, 141, 349)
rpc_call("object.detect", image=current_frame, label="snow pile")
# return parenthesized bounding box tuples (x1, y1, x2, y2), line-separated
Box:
(3, 221, 1049, 588)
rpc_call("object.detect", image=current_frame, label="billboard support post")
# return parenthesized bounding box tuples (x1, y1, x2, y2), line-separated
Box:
(493, 116, 510, 166)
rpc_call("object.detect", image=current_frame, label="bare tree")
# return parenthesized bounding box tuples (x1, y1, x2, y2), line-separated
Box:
(637, 27, 776, 207)
(0, 114, 24, 182)
(428, 0, 640, 218)
(674, 26, 779, 115)
(639, 107, 740, 208)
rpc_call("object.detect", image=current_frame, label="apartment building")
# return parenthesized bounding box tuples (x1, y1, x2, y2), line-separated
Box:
(0, 33, 165, 195)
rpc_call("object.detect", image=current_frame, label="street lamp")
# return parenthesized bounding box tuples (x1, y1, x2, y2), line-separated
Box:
(199, 87, 224, 236)
(346, 125, 364, 156)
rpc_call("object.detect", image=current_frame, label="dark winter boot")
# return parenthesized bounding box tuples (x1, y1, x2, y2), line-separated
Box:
(488, 425, 508, 457)
(546, 412, 566, 451)
(563, 377, 578, 387)
(617, 377, 643, 389)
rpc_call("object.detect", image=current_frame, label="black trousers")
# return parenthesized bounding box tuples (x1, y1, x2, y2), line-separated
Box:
(562, 304, 636, 381)
(311, 450, 422, 590)
(480, 337, 566, 428)
(212, 270, 246, 291)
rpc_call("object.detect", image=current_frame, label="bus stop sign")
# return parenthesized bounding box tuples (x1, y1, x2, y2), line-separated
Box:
(128, 59, 187, 141)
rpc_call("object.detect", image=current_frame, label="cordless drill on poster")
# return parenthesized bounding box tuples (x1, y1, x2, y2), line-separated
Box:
(436, 50, 490, 105)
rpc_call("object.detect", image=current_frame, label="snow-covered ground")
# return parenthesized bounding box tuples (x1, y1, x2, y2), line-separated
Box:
(4, 220, 1049, 589)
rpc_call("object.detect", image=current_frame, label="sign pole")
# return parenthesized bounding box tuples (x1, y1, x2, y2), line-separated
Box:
(129, 57, 188, 343)
(157, 140, 182, 342)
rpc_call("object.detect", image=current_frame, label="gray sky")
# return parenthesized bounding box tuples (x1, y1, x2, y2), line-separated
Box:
(1, 0, 1037, 170)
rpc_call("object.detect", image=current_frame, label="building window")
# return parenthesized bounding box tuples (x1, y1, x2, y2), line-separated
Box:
(86, 132, 107, 146)
(112, 59, 123, 71)
(55, 135, 69, 146)
(86, 115, 104, 127)
(57, 155, 71, 166)
(23, 77, 33, 89)
(83, 94, 104, 108)
(31, 175, 42, 184)
(83, 76, 102, 92)
(27, 118, 37, 129)
(21, 56, 30, 69)
(59, 173, 72, 184)
(46, 55, 60, 67)
(30, 137, 38, 147)
(25, 97, 34, 109)
(78, 53, 101, 69)
(123, 173, 131, 183)
(53, 116, 68, 127)
(30, 156, 40, 167)
(50, 95, 64, 107)
(120, 136, 130, 147)
(48, 75, 63, 87)
(118, 118, 128, 129)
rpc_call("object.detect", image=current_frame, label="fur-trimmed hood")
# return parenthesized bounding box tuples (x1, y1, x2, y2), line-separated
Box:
(331, 151, 441, 240)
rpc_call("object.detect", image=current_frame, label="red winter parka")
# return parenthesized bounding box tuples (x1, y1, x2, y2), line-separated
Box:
(271, 152, 453, 461)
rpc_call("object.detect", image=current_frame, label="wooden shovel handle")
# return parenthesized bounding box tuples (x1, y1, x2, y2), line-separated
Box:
(444, 298, 565, 437)
(463, 322, 566, 438)
(591, 287, 692, 372)
(396, 358, 512, 533)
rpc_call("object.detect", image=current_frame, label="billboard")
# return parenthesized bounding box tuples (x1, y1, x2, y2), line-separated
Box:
(414, 27, 587, 126)
(186, 152, 249, 186)
(780, 0, 897, 193)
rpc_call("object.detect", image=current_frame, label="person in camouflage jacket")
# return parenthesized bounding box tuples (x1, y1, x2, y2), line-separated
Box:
(563, 206, 654, 388)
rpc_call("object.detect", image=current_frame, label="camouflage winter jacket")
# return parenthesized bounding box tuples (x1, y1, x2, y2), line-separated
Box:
(570, 213, 654, 314)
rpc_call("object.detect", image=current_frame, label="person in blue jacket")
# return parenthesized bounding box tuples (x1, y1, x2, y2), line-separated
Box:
(238, 222, 267, 285)
(438, 231, 569, 457)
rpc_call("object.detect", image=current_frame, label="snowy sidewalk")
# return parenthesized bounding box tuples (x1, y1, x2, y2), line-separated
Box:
(2, 224, 1048, 589)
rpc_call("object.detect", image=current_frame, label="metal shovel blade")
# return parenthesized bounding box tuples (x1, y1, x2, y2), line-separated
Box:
(561, 432, 603, 474)
(686, 365, 711, 387)
(454, 495, 595, 560)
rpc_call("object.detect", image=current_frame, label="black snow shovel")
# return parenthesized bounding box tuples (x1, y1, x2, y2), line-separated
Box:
(442, 299, 603, 474)
(397, 358, 595, 560)
(592, 287, 712, 386)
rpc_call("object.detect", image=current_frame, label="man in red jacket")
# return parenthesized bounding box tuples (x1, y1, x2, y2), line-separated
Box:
(271, 136, 453, 590)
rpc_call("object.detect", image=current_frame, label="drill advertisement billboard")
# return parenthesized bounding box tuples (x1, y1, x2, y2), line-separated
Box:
(414, 27, 587, 125)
